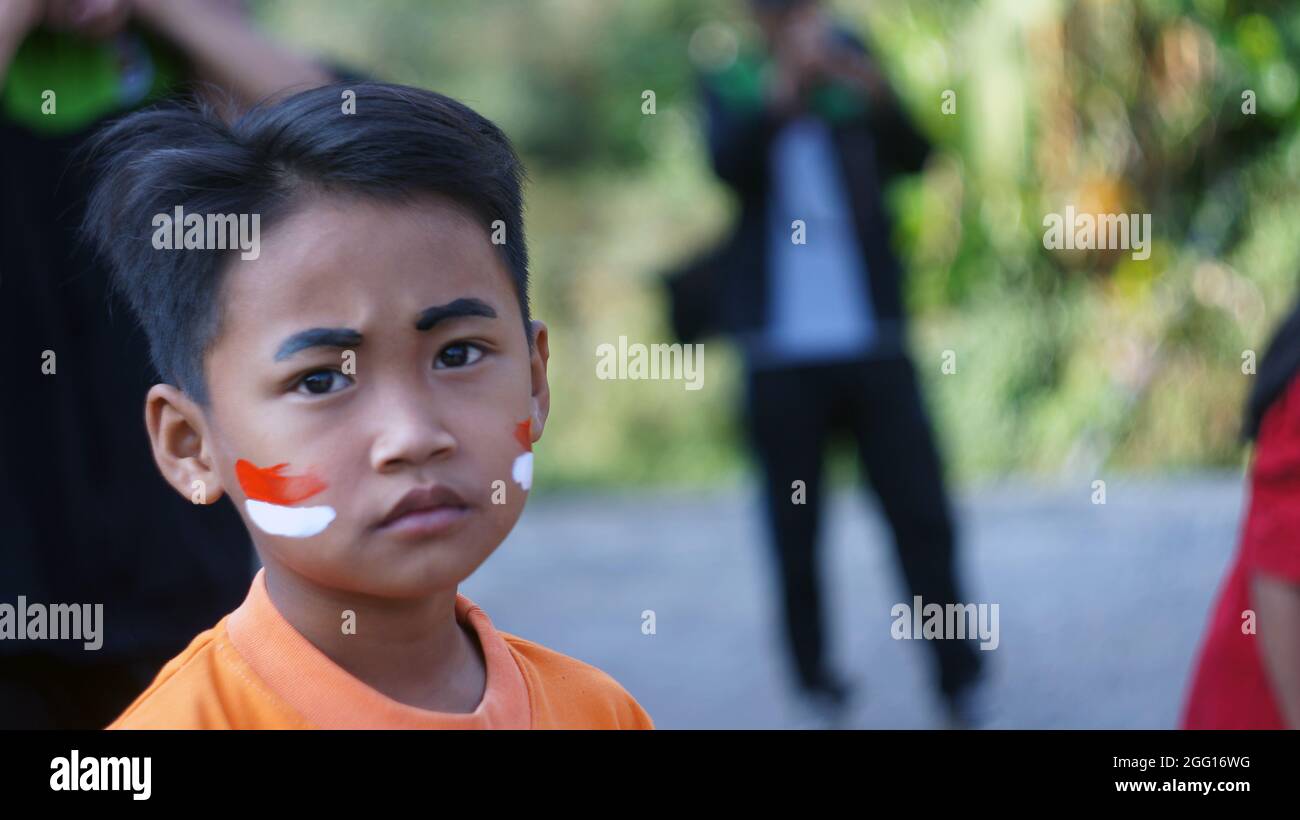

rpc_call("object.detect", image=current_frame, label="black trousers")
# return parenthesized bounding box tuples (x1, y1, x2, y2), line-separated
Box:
(743, 354, 982, 698)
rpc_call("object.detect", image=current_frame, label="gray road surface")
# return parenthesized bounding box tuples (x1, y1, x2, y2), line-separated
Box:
(462, 473, 1245, 729)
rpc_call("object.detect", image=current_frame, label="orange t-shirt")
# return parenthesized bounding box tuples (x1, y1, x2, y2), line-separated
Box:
(108, 569, 654, 729)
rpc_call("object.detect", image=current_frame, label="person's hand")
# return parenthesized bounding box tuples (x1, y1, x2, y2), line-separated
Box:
(43, 0, 130, 40)
(0, 0, 47, 46)
(772, 4, 833, 86)
(764, 58, 803, 116)
(819, 42, 891, 103)
(764, 10, 824, 115)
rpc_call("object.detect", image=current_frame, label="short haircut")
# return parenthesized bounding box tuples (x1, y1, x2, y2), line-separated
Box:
(82, 81, 530, 405)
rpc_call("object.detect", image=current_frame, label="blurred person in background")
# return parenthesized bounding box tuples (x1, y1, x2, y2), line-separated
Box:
(691, 0, 985, 726)
(0, 0, 332, 728)
(1181, 298, 1300, 729)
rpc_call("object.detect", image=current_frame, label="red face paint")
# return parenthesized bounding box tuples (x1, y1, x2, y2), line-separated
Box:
(514, 419, 532, 452)
(235, 459, 328, 505)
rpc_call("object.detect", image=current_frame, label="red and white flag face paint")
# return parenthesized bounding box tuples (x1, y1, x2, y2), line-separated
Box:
(512, 419, 533, 490)
(235, 459, 336, 538)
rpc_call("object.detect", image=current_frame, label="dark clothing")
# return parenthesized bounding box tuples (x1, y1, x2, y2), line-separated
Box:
(698, 29, 981, 699)
(699, 31, 929, 343)
(0, 59, 253, 725)
(744, 357, 981, 696)
(0, 651, 172, 729)
(0, 116, 253, 660)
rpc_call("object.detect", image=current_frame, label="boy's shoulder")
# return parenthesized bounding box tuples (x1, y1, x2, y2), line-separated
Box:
(110, 600, 655, 730)
(107, 617, 310, 730)
(498, 630, 655, 729)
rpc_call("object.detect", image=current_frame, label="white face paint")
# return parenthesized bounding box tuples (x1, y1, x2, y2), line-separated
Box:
(512, 452, 533, 491)
(245, 499, 337, 538)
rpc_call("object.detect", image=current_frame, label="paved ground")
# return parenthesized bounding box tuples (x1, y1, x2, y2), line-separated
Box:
(461, 473, 1246, 729)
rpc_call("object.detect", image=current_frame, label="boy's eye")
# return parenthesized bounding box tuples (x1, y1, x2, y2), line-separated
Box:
(435, 342, 484, 369)
(295, 369, 352, 395)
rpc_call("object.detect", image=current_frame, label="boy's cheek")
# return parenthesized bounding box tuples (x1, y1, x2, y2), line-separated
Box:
(481, 416, 536, 499)
(452, 418, 534, 522)
(229, 456, 341, 540)
(221, 412, 535, 541)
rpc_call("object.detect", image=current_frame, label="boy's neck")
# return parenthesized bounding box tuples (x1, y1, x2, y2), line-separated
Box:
(260, 563, 487, 714)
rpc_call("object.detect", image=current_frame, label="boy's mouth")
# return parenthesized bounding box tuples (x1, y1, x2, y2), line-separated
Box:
(375, 484, 470, 536)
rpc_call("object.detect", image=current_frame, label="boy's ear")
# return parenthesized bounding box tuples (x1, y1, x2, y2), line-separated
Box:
(144, 384, 227, 505)
(527, 320, 551, 445)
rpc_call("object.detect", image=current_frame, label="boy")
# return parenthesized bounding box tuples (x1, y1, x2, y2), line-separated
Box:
(1, 0, 333, 730)
(86, 81, 654, 729)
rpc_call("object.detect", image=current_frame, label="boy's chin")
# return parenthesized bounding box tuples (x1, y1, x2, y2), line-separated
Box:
(260, 543, 476, 601)
(288, 566, 471, 603)
(335, 545, 492, 601)
(259, 506, 511, 599)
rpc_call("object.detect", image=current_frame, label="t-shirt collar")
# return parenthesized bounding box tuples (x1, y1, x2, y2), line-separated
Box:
(227, 568, 531, 729)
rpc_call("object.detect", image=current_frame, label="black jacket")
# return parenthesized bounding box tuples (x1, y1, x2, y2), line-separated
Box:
(0, 114, 254, 661)
(677, 29, 930, 348)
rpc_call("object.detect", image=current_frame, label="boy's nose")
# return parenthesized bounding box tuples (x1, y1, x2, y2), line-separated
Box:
(369, 389, 457, 473)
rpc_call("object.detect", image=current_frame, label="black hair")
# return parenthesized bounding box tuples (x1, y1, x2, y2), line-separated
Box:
(1244, 296, 1300, 440)
(82, 81, 530, 405)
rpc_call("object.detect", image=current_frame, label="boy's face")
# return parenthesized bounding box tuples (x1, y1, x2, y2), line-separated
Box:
(154, 194, 548, 600)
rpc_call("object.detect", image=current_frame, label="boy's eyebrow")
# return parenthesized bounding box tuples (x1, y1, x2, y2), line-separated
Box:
(415, 297, 497, 331)
(274, 328, 364, 361)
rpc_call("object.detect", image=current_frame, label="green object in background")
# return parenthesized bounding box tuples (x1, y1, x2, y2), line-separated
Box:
(708, 51, 768, 116)
(807, 76, 868, 123)
(706, 49, 868, 125)
(1, 27, 183, 134)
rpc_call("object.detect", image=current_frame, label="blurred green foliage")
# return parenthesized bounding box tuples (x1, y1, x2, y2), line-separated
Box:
(252, 0, 1300, 489)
